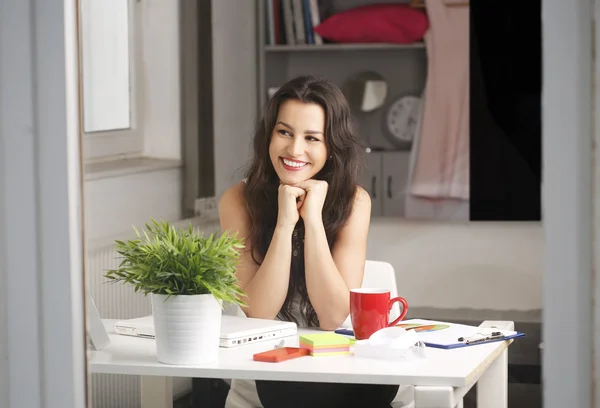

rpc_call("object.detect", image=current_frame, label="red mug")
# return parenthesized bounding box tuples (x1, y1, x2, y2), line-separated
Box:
(350, 288, 409, 340)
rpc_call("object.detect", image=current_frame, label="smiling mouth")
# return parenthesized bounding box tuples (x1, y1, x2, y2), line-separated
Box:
(281, 157, 309, 169)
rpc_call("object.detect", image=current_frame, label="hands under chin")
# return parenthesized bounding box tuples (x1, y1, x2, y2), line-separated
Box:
(277, 179, 328, 230)
(293, 180, 328, 226)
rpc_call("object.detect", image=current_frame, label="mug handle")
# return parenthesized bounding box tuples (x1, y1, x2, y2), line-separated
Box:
(388, 297, 409, 327)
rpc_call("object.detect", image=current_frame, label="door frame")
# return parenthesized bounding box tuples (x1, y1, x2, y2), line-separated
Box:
(542, 0, 596, 406)
(0, 0, 87, 407)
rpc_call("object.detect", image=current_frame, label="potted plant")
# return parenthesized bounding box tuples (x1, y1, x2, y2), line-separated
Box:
(104, 219, 247, 365)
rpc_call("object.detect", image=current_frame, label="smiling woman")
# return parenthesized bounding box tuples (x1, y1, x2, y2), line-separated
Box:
(218, 75, 398, 408)
(268, 99, 328, 185)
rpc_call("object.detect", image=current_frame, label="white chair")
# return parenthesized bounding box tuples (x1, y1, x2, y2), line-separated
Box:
(354, 260, 414, 408)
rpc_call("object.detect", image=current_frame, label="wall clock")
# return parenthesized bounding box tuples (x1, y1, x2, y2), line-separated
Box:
(382, 95, 422, 150)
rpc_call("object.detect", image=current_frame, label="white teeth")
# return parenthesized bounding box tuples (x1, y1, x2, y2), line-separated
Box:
(282, 158, 307, 168)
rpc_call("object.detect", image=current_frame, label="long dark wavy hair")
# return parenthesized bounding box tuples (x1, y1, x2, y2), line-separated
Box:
(243, 75, 365, 327)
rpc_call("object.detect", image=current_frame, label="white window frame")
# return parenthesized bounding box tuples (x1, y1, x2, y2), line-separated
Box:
(79, 0, 144, 161)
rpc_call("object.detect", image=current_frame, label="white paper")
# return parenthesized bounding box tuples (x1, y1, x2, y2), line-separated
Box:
(353, 326, 427, 361)
(398, 319, 518, 347)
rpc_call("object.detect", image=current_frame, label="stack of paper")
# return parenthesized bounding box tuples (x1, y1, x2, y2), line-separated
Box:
(299, 333, 351, 356)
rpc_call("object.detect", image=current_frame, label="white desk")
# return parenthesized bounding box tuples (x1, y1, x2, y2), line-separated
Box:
(89, 320, 513, 408)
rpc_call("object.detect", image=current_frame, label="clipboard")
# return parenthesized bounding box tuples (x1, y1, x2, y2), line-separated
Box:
(394, 319, 526, 350)
(424, 330, 526, 350)
(334, 319, 526, 350)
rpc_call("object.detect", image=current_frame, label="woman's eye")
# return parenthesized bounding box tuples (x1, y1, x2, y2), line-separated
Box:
(278, 129, 291, 137)
(306, 136, 319, 142)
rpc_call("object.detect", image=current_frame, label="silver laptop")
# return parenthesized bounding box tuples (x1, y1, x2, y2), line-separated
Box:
(114, 314, 297, 348)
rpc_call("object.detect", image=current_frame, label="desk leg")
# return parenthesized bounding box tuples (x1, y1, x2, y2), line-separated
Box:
(476, 347, 508, 408)
(414, 386, 458, 408)
(141, 376, 173, 408)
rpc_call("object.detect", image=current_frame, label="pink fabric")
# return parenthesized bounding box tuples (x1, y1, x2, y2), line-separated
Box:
(404, 92, 469, 220)
(409, 0, 469, 200)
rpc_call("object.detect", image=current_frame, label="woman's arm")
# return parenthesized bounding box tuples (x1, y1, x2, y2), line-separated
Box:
(218, 182, 300, 320)
(303, 186, 371, 330)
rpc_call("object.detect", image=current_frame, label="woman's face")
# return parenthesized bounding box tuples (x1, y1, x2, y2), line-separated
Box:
(269, 99, 328, 185)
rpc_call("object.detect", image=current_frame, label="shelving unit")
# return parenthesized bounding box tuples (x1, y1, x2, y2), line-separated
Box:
(256, 0, 428, 217)
(264, 42, 426, 52)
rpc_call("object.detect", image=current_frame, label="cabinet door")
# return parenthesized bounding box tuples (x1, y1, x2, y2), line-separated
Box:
(359, 152, 383, 217)
(382, 151, 411, 217)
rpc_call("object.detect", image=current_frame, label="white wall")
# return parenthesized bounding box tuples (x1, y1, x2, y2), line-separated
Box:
(84, 167, 182, 243)
(368, 219, 542, 311)
(212, 0, 258, 199)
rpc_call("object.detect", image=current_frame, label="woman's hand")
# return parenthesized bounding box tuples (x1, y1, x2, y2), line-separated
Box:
(293, 180, 328, 225)
(276, 184, 306, 228)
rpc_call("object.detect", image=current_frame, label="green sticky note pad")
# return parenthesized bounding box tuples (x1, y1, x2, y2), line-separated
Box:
(299, 333, 351, 347)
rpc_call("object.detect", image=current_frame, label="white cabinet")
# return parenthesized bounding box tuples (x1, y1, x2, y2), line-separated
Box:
(362, 151, 383, 216)
(360, 151, 411, 217)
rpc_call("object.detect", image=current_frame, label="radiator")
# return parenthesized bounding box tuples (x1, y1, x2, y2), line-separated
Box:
(87, 216, 220, 408)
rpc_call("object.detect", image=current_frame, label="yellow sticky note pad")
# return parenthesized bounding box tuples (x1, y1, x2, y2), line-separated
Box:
(299, 333, 351, 348)
(299, 333, 352, 356)
(308, 349, 350, 357)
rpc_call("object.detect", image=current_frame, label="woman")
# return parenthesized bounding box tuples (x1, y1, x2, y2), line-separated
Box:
(219, 75, 400, 408)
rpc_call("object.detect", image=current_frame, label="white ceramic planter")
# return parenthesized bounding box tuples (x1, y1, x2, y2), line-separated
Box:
(151, 293, 222, 365)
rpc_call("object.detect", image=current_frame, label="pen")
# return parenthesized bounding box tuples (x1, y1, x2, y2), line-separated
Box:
(336, 325, 437, 336)
(334, 329, 354, 336)
(458, 332, 504, 345)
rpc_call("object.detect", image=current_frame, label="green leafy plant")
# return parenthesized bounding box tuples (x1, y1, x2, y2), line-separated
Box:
(104, 219, 247, 307)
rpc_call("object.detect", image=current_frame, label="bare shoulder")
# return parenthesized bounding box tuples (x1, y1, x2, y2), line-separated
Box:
(335, 186, 371, 244)
(219, 182, 246, 211)
(352, 186, 371, 214)
(218, 182, 249, 230)
(354, 186, 371, 203)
